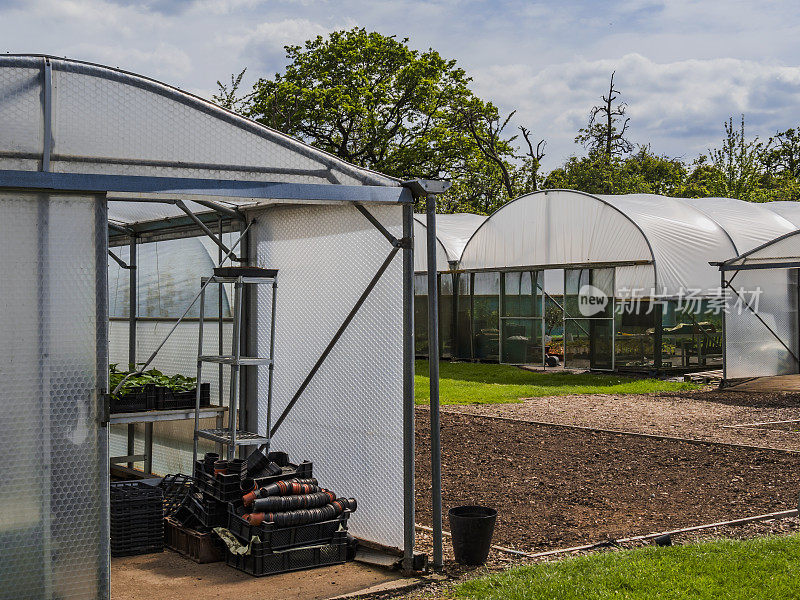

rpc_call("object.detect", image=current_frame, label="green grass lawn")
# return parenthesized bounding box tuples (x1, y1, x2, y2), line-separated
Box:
(453, 536, 800, 600)
(415, 360, 698, 405)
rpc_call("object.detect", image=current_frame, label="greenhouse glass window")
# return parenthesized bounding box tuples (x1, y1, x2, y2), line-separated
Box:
(472, 272, 500, 360)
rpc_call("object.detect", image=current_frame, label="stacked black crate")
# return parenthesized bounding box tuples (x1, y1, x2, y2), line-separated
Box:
(110, 482, 164, 557)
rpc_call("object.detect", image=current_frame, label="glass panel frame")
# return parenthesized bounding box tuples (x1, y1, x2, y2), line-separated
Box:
(500, 270, 544, 365)
(563, 268, 615, 371)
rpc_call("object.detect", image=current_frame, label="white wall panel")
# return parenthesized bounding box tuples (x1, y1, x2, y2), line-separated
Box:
(252, 204, 404, 549)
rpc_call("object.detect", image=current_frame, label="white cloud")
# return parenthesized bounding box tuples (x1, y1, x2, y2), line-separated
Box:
(473, 53, 800, 166)
(1, 0, 800, 168)
(65, 42, 193, 79)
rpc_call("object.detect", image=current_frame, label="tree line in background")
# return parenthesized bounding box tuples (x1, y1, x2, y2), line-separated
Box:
(215, 28, 800, 214)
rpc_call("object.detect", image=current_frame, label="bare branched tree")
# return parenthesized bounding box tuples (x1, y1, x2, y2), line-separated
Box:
(576, 71, 633, 158)
(460, 107, 518, 198)
(519, 126, 546, 190)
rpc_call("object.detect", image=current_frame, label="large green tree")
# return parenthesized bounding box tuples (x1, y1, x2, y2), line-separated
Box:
(216, 28, 539, 214)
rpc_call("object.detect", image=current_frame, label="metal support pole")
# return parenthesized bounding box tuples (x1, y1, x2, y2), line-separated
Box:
(721, 270, 727, 384)
(144, 422, 153, 475)
(425, 195, 443, 570)
(401, 203, 416, 572)
(228, 280, 242, 459)
(127, 235, 137, 469)
(265, 280, 277, 453)
(193, 285, 206, 467)
(217, 217, 224, 457)
(175, 199, 236, 259)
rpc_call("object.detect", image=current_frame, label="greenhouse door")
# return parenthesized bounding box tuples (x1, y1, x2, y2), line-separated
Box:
(0, 193, 109, 600)
(564, 268, 614, 370)
(500, 271, 544, 365)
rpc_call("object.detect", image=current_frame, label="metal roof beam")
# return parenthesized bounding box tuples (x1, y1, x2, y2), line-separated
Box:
(0, 169, 411, 205)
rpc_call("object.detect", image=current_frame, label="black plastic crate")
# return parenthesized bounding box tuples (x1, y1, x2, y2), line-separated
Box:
(155, 383, 211, 410)
(109, 384, 155, 413)
(176, 491, 227, 529)
(193, 459, 314, 503)
(226, 503, 349, 551)
(158, 474, 195, 518)
(111, 541, 163, 558)
(256, 460, 314, 487)
(111, 481, 164, 557)
(193, 462, 242, 502)
(111, 480, 163, 503)
(225, 532, 347, 577)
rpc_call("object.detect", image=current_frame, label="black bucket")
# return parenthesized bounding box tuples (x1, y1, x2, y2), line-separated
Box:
(448, 506, 497, 565)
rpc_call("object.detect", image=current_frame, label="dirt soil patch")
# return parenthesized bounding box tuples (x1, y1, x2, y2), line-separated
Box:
(111, 550, 400, 600)
(440, 389, 800, 451)
(415, 409, 800, 553)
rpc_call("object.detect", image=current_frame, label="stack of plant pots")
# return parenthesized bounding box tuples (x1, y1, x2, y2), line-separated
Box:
(182, 449, 357, 576)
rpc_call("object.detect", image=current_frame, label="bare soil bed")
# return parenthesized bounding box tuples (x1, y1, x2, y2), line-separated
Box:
(440, 389, 800, 451)
(415, 408, 800, 553)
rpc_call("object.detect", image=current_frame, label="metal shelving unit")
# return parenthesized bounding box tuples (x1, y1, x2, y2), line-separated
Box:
(192, 270, 278, 463)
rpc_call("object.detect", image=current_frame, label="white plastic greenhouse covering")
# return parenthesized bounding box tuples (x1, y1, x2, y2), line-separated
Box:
(762, 201, 800, 227)
(721, 230, 800, 380)
(0, 55, 413, 599)
(412, 213, 487, 272)
(458, 190, 798, 297)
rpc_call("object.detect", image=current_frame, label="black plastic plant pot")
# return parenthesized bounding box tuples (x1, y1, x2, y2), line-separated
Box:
(245, 449, 271, 478)
(228, 458, 245, 475)
(203, 453, 219, 474)
(448, 506, 497, 566)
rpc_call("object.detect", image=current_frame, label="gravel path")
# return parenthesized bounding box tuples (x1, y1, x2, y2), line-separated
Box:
(438, 389, 800, 451)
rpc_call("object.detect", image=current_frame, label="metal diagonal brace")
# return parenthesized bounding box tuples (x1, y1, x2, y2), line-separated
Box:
(724, 279, 800, 365)
(175, 199, 239, 260)
(354, 203, 404, 248)
(108, 250, 133, 270)
(268, 245, 401, 438)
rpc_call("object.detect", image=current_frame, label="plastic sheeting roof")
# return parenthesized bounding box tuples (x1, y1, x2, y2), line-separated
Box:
(413, 213, 486, 272)
(0, 55, 400, 232)
(459, 190, 798, 297)
(721, 229, 800, 271)
(762, 201, 800, 227)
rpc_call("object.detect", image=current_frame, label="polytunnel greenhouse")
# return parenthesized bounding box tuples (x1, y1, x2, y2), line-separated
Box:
(0, 54, 436, 598)
(421, 191, 799, 372)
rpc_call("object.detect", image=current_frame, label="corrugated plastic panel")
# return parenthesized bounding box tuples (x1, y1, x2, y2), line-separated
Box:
(43, 57, 393, 186)
(413, 213, 486, 272)
(763, 201, 800, 228)
(0, 192, 108, 599)
(725, 230, 800, 269)
(252, 203, 404, 549)
(413, 219, 450, 273)
(0, 61, 42, 168)
(725, 268, 799, 379)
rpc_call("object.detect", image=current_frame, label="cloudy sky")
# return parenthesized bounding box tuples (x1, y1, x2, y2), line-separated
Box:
(2, 0, 799, 168)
